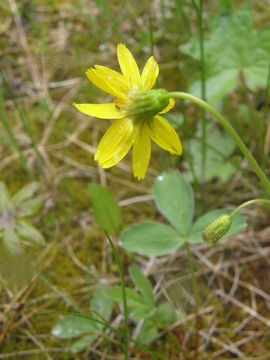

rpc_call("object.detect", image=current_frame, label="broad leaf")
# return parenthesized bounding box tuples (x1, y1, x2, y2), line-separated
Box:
(154, 170, 194, 236)
(88, 184, 121, 235)
(180, 6, 270, 104)
(129, 265, 154, 308)
(119, 221, 184, 257)
(51, 315, 96, 339)
(188, 209, 247, 244)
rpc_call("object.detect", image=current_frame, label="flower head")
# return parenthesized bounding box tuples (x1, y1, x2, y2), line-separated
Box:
(202, 215, 232, 245)
(73, 44, 182, 180)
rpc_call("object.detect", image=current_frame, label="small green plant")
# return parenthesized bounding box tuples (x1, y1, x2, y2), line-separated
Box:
(0, 181, 44, 255)
(51, 288, 112, 353)
(119, 170, 247, 256)
(105, 264, 176, 345)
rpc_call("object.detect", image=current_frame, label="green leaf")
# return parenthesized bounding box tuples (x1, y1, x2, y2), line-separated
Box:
(0, 182, 9, 211)
(105, 286, 153, 320)
(90, 287, 112, 327)
(51, 315, 96, 340)
(16, 221, 45, 246)
(155, 303, 176, 325)
(129, 265, 154, 308)
(2, 227, 22, 255)
(189, 69, 238, 107)
(131, 306, 156, 321)
(154, 170, 194, 236)
(88, 184, 121, 235)
(70, 333, 98, 353)
(184, 124, 238, 183)
(119, 221, 184, 257)
(11, 182, 40, 207)
(137, 321, 158, 345)
(180, 6, 270, 104)
(105, 286, 147, 309)
(188, 209, 247, 244)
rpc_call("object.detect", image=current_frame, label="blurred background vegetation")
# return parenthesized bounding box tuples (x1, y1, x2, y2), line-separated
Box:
(0, 0, 270, 358)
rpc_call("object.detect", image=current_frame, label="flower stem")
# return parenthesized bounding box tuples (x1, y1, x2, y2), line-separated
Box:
(169, 91, 270, 194)
(105, 232, 128, 360)
(230, 198, 270, 219)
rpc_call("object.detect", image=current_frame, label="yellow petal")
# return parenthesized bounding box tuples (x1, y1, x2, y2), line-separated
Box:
(146, 115, 182, 155)
(117, 44, 140, 87)
(159, 98, 175, 114)
(95, 118, 134, 168)
(132, 123, 151, 180)
(94, 65, 130, 94)
(86, 68, 128, 101)
(73, 103, 124, 119)
(141, 56, 159, 89)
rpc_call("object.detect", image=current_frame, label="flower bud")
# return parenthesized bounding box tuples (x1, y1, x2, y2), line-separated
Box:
(202, 214, 232, 245)
(126, 89, 170, 122)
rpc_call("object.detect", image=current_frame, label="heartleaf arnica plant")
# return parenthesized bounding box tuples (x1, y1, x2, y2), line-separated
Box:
(73, 44, 182, 180)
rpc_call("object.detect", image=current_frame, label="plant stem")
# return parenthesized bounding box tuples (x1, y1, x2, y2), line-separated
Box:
(105, 232, 128, 360)
(168, 91, 270, 194)
(197, 0, 207, 204)
(185, 241, 199, 359)
(230, 198, 270, 219)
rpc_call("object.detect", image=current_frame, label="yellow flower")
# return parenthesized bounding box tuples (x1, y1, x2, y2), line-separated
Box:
(73, 44, 182, 180)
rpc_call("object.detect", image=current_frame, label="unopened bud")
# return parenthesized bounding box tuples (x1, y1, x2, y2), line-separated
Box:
(126, 89, 170, 122)
(202, 214, 232, 245)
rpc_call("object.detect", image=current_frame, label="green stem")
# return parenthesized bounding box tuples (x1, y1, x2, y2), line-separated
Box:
(197, 0, 207, 200)
(169, 91, 270, 194)
(105, 232, 128, 360)
(230, 198, 270, 219)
